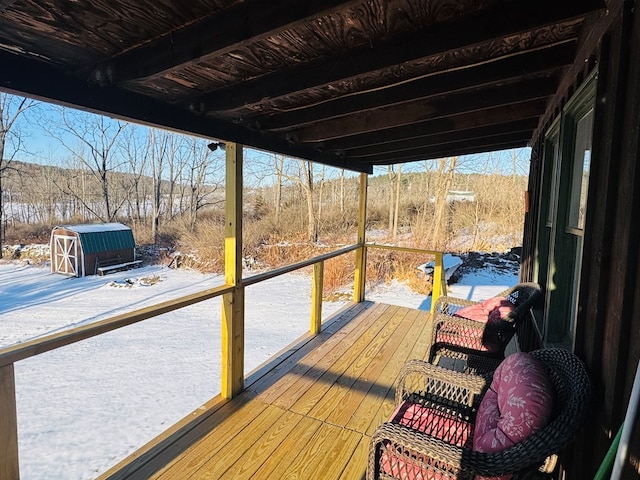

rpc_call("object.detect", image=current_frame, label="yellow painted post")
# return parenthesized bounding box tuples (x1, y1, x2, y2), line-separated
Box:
(430, 252, 445, 313)
(354, 172, 368, 303)
(222, 142, 245, 399)
(440, 259, 447, 298)
(0, 363, 19, 480)
(311, 261, 324, 334)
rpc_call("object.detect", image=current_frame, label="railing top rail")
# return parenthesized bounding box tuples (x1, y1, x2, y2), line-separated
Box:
(365, 243, 443, 256)
(0, 284, 233, 367)
(0, 242, 441, 367)
(242, 244, 361, 287)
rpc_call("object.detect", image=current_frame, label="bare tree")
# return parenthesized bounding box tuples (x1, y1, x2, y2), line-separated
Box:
(0, 93, 34, 256)
(339, 168, 346, 216)
(184, 137, 222, 231)
(392, 164, 402, 243)
(387, 165, 395, 235)
(15, 155, 61, 225)
(149, 129, 169, 243)
(429, 157, 457, 249)
(317, 164, 326, 234)
(273, 154, 285, 222)
(282, 159, 318, 242)
(386, 165, 403, 242)
(165, 134, 192, 221)
(302, 161, 318, 242)
(45, 108, 129, 222)
(120, 125, 150, 222)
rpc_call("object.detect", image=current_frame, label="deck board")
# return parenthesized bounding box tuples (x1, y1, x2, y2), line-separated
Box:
(312, 307, 421, 423)
(324, 308, 423, 427)
(100, 301, 432, 480)
(243, 415, 323, 480)
(216, 410, 305, 480)
(287, 304, 402, 415)
(264, 303, 392, 409)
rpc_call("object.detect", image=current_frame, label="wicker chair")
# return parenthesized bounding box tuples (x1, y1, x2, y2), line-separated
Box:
(429, 282, 542, 375)
(367, 348, 591, 480)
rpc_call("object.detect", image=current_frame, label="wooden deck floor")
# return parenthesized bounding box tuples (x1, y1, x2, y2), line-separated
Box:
(100, 301, 432, 480)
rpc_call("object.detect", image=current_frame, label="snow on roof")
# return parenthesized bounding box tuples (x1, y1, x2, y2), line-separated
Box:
(57, 223, 131, 234)
(417, 254, 464, 273)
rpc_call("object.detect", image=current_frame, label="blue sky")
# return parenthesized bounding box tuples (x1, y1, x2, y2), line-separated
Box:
(12, 97, 531, 178)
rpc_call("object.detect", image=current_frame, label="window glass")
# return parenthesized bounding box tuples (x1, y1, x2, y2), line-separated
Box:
(568, 108, 594, 230)
(546, 138, 560, 227)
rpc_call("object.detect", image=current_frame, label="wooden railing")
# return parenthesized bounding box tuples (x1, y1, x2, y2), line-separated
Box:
(0, 147, 447, 480)
(0, 283, 234, 480)
(365, 243, 447, 313)
(0, 242, 446, 480)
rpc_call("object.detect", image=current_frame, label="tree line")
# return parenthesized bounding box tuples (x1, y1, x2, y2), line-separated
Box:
(1, 92, 529, 261)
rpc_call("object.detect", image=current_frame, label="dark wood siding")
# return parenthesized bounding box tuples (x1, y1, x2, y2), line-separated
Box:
(522, 2, 640, 477)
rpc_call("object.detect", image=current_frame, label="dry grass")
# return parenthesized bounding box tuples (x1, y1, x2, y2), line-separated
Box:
(323, 252, 355, 293)
(3, 218, 438, 297)
(2, 168, 525, 298)
(365, 249, 434, 295)
(177, 219, 225, 272)
(3, 222, 53, 244)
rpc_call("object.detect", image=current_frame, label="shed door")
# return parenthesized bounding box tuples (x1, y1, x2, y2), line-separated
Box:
(54, 235, 78, 276)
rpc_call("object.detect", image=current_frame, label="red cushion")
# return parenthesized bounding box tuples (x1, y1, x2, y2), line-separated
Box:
(381, 400, 474, 479)
(455, 296, 515, 324)
(390, 401, 473, 447)
(436, 297, 516, 353)
(472, 352, 554, 480)
(436, 325, 487, 351)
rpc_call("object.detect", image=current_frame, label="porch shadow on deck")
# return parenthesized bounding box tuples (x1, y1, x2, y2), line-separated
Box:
(98, 301, 433, 480)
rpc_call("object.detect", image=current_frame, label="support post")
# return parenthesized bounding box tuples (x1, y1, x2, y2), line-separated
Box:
(0, 363, 19, 480)
(311, 261, 324, 334)
(222, 142, 244, 398)
(430, 252, 446, 313)
(354, 172, 368, 303)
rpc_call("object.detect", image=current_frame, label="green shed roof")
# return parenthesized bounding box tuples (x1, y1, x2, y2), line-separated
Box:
(56, 223, 135, 254)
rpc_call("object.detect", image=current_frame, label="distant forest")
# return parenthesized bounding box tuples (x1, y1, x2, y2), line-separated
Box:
(1, 94, 529, 273)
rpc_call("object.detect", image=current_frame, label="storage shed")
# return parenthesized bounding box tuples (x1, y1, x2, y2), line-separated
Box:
(50, 223, 137, 277)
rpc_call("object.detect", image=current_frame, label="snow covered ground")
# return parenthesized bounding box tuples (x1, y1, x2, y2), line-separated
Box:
(0, 260, 517, 479)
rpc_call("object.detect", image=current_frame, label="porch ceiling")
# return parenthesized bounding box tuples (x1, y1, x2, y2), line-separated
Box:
(0, 0, 604, 173)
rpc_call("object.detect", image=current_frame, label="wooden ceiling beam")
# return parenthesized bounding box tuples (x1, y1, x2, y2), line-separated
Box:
(0, 0, 18, 12)
(348, 131, 532, 164)
(314, 99, 547, 151)
(288, 76, 557, 142)
(0, 50, 369, 173)
(90, 0, 364, 84)
(257, 43, 574, 131)
(365, 139, 530, 165)
(345, 118, 539, 157)
(189, 0, 602, 112)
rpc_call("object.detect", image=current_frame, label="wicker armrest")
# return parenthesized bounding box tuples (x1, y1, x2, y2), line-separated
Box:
(432, 311, 488, 334)
(368, 421, 467, 480)
(396, 359, 488, 405)
(429, 312, 490, 355)
(369, 421, 552, 479)
(432, 295, 480, 316)
(433, 287, 513, 316)
(370, 348, 591, 480)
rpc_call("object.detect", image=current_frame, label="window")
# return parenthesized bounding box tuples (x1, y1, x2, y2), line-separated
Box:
(539, 72, 596, 349)
(567, 108, 594, 231)
(546, 136, 560, 227)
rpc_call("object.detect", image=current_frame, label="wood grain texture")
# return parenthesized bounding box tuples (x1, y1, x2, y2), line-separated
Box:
(0, 0, 604, 167)
(104, 302, 433, 479)
(0, 364, 19, 480)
